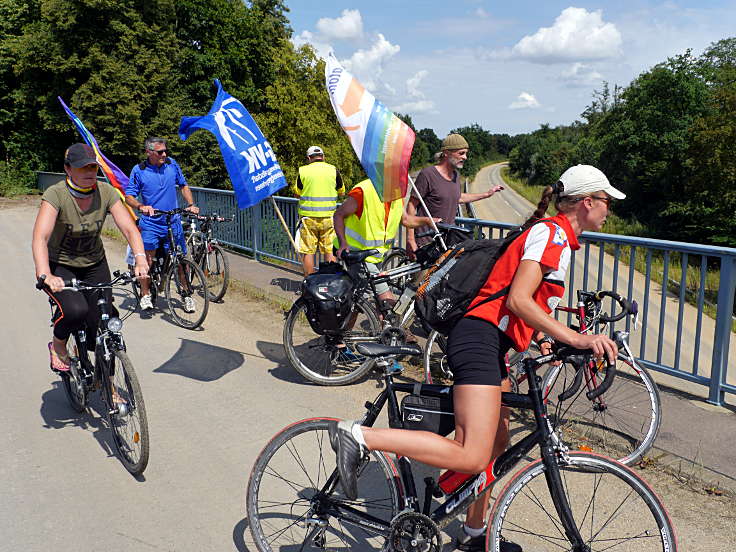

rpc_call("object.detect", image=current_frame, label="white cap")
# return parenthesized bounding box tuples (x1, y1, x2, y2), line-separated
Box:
(306, 146, 324, 157)
(558, 165, 626, 200)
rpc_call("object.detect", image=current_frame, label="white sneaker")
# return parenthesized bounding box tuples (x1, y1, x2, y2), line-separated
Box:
(184, 296, 196, 313)
(139, 294, 154, 311)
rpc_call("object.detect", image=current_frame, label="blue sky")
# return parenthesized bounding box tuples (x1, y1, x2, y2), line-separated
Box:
(285, 1, 736, 136)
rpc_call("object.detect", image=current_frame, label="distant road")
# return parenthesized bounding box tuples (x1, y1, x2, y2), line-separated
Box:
(468, 162, 529, 226)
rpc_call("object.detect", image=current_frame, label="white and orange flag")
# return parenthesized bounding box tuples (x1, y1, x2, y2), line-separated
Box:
(325, 53, 415, 202)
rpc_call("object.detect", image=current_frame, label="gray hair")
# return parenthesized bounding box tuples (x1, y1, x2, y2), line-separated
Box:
(145, 137, 167, 151)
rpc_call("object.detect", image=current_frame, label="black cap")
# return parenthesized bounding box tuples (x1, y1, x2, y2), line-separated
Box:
(64, 143, 98, 168)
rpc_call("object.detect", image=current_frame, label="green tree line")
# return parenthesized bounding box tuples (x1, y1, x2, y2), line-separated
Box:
(0, 0, 510, 198)
(508, 38, 736, 248)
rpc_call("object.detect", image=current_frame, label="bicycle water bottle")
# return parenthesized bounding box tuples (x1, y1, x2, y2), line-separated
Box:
(437, 469, 473, 494)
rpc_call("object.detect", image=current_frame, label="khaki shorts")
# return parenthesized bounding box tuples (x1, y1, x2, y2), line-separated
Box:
(296, 216, 336, 254)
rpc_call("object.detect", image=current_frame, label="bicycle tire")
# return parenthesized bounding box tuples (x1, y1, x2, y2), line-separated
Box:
(61, 335, 86, 412)
(541, 354, 661, 466)
(104, 349, 150, 475)
(199, 243, 229, 302)
(283, 297, 381, 385)
(380, 248, 413, 296)
(422, 330, 451, 384)
(164, 257, 209, 329)
(246, 418, 402, 552)
(488, 451, 677, 552)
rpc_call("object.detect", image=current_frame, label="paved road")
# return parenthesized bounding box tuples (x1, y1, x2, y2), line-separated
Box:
(0, 200, 377, 551)
(2, 198, 734, 551)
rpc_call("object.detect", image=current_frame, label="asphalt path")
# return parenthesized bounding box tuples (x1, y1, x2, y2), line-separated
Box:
(2, 197, 734, 551)
(0, 200, 380, 551)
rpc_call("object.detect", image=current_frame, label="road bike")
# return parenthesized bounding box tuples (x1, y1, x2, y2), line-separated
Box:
(37, 272, 150, 475)
(423, 290, 661, 466)
(282, 224, 471, 386)
(183, 211, 233, 302)
(246, 338, 677, 551)
(131, 207, 210, 329)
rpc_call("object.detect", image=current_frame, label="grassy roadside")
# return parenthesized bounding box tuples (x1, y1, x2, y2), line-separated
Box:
(499, 167, 732, 331)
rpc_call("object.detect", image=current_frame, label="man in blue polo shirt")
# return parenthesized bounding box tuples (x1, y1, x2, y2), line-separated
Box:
(125, 137, 199, 312)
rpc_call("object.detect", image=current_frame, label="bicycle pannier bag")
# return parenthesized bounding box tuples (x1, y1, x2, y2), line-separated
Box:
(414, 220, 552, 336)
(300, 265, 354, 335)
(395, 384, 455, 437)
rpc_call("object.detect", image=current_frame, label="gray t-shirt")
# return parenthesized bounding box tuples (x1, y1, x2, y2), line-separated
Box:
(412, 166, 461, 246)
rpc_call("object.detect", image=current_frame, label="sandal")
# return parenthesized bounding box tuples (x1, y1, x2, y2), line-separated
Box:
(48, 342, 71, 372)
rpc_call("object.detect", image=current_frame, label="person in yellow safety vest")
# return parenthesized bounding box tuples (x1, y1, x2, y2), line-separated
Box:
(293, 146, 345, 276)
(334, 178, 439, 303)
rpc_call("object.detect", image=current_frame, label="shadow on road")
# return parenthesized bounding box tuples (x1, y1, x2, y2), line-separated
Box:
(255, 340, 312, 385)
(270, 276, 301, 293)
(232, 517, 253, 552)
(154, 338, 244, 381)
(39, 382, 145, 477)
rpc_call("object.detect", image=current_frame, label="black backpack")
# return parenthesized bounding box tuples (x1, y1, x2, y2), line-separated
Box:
(414, 219, 552, 336)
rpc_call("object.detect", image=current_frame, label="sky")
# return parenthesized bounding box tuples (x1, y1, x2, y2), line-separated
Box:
(285, 1, 736, 136)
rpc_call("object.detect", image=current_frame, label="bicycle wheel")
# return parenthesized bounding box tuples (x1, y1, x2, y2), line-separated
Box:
(283, 297, 381, 385)
(164, 257, 210, 329)
(542, 354, 661, 465)
(489, 451, 677, 551)
(422, 330, 450, 384)
(247, 418, 402, 552)
(380, 248, 413, 295)
(61, 335, 86, 412)
(103, 349, 150, 475)
(199, 243, 229, 302)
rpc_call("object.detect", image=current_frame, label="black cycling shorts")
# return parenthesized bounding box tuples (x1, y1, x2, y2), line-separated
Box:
(446, 317, 513, 386)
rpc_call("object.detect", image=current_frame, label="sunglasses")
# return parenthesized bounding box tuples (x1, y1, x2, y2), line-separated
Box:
(589, 195, 613, 207)
(150, 149, 168, 155)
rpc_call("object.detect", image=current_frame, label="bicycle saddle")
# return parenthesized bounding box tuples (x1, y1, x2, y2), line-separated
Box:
(355, 342, 422, 358)
(341, 249, 379, 265)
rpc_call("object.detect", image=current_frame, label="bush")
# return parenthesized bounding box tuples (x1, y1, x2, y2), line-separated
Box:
(0, 158, 35, 197)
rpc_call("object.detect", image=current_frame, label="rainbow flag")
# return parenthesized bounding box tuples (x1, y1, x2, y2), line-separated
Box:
(58, 97, 135, 218)
(325, 53, 414, 203)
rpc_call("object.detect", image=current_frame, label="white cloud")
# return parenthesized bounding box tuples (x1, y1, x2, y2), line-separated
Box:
(392, 100, 435, 113)
(510, 7, 622, 63)
(406, 70, 429, 98)
(342, 33, 401, 92)
(509, 92, 541, 110)
(560, 62, 604, 87)
(315, 9, 363, 41)
(392, 70, 435, 113)
(292, 30, 332, 59)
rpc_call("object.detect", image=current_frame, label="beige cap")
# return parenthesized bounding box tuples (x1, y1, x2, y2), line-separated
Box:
(558, 165, 626, 199)
(441, 133, 469, 151)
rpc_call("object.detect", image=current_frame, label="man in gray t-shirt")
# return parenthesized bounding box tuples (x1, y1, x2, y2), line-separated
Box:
(407, 133, 504, 251)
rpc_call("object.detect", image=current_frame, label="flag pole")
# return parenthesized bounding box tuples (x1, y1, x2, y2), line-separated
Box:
(408, 175, 446, 251)
(269, 196, 299, 254)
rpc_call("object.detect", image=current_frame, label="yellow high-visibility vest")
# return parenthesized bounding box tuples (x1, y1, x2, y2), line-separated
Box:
(338, 179, 403, 264)
(296, 162, 340, 217)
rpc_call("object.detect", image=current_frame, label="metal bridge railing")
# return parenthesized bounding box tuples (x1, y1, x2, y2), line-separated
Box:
(37, 173, 735, 405)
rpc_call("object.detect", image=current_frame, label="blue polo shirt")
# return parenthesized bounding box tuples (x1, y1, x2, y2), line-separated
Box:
(127, 158, 188, 226)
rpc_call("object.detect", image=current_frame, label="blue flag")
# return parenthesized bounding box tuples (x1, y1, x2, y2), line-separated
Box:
(179, 80, 287, 209)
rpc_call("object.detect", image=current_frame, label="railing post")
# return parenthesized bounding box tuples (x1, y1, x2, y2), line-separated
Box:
(253, 202, 262, 262)
(708, 254, 736, 406)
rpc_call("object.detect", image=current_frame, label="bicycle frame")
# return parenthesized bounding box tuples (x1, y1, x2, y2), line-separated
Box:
(313, 356, 590, 548)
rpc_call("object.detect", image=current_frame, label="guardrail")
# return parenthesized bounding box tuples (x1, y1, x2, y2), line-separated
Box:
(35, 173, 736, 405)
